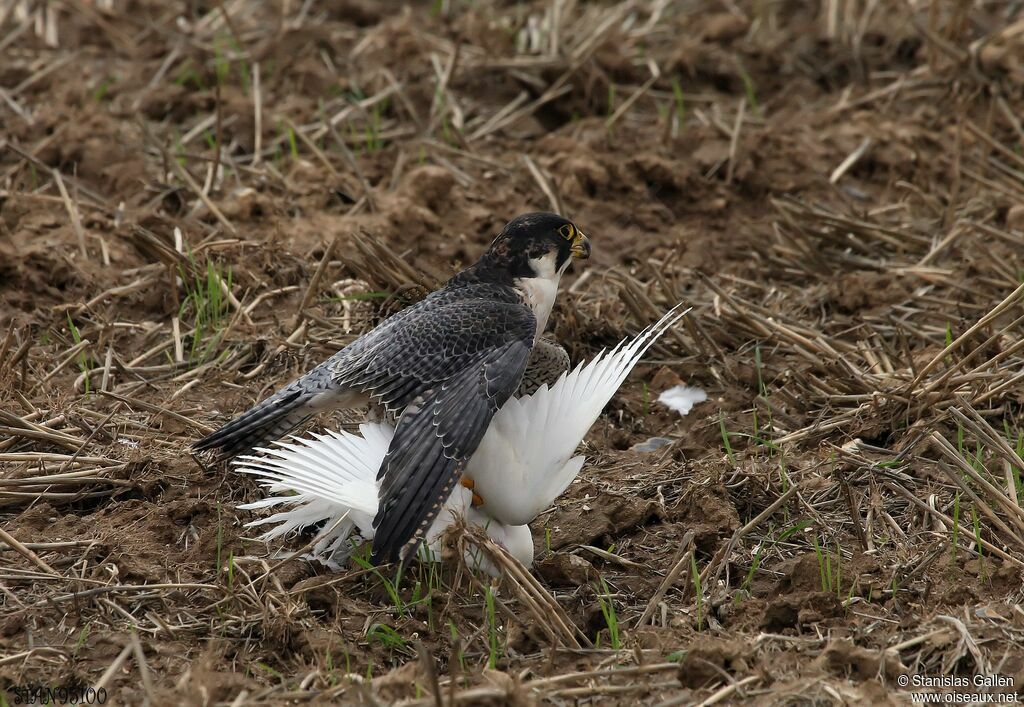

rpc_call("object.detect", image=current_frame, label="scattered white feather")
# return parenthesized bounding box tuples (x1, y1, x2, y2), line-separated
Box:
(658, 384, 708, 416)
(631, 436, 675, 453)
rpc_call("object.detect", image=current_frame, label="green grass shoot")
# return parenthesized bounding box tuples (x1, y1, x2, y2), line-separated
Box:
(449, 620, 466, 673)
(66, 313, 92, 393)
(485, 584, 501, 668)
(951, 492, 960, 566)
(671, 76, 686, 124)
(285, 122, 299, 159)
(350, 552, 408, 616)
(595, 577, 621, 648)
(690, 553, 703, 631)
(735, 61, 760, 117)
(177, 254, 232, 365)
(366, 623, 408, 652)
(972, 505, 985, 579)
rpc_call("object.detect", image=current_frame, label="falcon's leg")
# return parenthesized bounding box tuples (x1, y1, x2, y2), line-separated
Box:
(365, 400, 396, 424)
(460, 477, 485, 507)
(518, 338, 570, 396)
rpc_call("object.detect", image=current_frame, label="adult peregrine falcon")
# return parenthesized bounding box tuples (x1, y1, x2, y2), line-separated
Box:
(230, 304, 689, 576)
(194, 212, 591, 565)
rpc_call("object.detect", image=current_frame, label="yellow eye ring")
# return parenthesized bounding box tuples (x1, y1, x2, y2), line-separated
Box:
(558, 224, 576, 241)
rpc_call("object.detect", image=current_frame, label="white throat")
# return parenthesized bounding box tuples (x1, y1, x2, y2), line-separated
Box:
(514, 252, 570, 341)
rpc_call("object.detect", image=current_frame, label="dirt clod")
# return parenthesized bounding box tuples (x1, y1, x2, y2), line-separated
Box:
(676, 638, 755, 689)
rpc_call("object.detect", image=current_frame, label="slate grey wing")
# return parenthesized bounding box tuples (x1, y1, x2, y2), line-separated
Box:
(327, 293, 537, 565)
(370, 341, 533, 565)
(192, 305, 421, 457)
(192, 361, 359, 457)
(330, 285, 537, 412)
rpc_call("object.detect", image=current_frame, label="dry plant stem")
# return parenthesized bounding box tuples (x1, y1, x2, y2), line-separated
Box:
(169, 157, 236, 235)
(605, 65, 660, 131)
(949, 405, 1024, 504)
(0, 320, 16, 365)
(457, 523, 589, 648)
(702, 483, 803, 594)
(909, 281, 1024, 390)
(886, 482, 1024, 567)
(282, 115, 339, 178)
(4, 141, 111, 208)
(416, 641, 444, 707)
(696, 675, 761, 707)
(917, 312, 1024, 397)
(92, 643, 134, 693)
(38, 340, 91, 386)
(130, 632, 157, 705)
(725, 97, 746, 185)
(53, 169, 88, 258)
(99, 390, 215, 434)
(57, 404, 120, 473)
(293, 236, 340, 330)
(634, 530, 695, 628)
(932, 456, 1024, 552)
(927, 432, 1024, 541)
(324, 112, 377, 211)
(522, 154, 563, 215)
(348, 230, 438, 293)
(0, 527, 59, 576)
(830, 137, 873, 183)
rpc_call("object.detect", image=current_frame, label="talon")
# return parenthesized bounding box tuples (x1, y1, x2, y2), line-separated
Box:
(460, 476, 484, 507)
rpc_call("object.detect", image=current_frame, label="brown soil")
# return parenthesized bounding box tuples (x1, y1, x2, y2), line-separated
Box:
(3, 1, 1024, 705)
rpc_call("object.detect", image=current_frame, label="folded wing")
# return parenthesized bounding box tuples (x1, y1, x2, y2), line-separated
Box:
(370, 338, 532, 564)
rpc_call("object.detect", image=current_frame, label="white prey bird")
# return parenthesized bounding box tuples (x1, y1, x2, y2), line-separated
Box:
(233, 304, 689, 575)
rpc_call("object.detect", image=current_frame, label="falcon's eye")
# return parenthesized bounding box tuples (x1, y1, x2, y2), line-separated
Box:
(558, 224, 576, 241)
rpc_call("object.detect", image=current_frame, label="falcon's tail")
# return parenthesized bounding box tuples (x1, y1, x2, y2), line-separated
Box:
(232, 424, 390, 567)
(194, 366, 359, 457)
(472, 303, 691, 526)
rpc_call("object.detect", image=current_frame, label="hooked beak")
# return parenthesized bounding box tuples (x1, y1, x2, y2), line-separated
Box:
(571, 231, 591, 260)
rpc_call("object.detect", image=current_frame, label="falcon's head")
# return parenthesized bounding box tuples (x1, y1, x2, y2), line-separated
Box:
(476, 212, 591, 282)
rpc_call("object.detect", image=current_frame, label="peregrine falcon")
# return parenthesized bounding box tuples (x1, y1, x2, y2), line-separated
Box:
(194, 212, 591, 565)
(232, 304, 689, 575)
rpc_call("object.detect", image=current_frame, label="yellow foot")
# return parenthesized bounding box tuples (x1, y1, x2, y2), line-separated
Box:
(460, 476, 484, 507)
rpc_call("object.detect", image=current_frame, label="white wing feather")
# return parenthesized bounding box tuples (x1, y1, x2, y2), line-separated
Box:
(233, 423, 505, 571)
(469, 304, 690, 525)
(233, 423, 392, 566)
